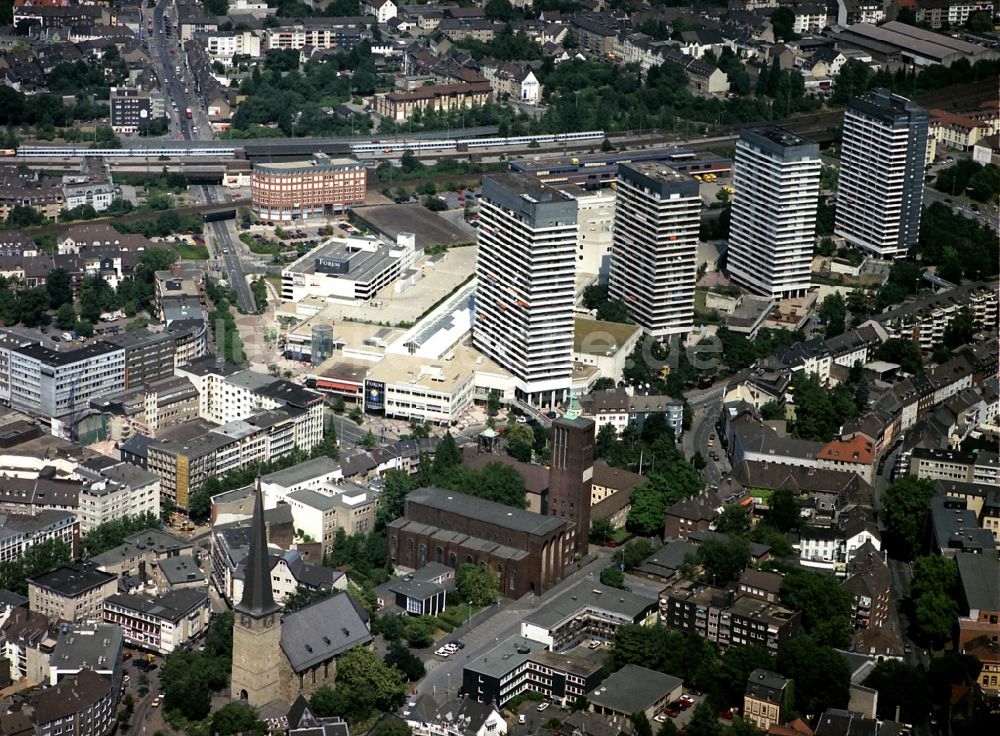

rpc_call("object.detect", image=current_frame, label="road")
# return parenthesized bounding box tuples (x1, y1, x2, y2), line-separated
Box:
(684, 383, 727, 486)
(149, 0, 213, 142)
(200, 185, 256, 313)
(415, 549, 613, 701)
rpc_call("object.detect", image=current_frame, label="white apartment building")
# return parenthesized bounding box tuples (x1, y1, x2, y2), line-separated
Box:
(792, 4, 828, 35)
(835, 89, 929, 259)
(363, 0, 397, 24)
(473, 173, 577, 407)
(75, 462, 161, 535)
(0, 331, 34, 405)
(609, 161, 701, 337)
(728, 127, 820, 299)
(175, 363, 325, 452)
(202, 30, 262, 65)
(103, 589, 210, 655)
(9, 342, 126, 422)
(571, 187, 615, 280)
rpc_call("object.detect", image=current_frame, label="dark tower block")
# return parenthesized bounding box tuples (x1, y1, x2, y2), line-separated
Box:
(549, 396, 595, 555)
(230, 480, 283, 707)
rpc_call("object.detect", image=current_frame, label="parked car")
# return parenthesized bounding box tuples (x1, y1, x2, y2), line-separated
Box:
(536, 703, 549, 712)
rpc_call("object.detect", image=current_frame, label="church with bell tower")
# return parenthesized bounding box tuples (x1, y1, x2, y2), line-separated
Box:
(230, 481, 283, 705)
(230, 481, 374, 709)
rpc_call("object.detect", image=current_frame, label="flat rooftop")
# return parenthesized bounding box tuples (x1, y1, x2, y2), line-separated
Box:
(367, 352, 473, 394)
(573, 317, 642, 355)
(464, 635, 547, 679)
(588, 664, 682, 714)
(284, 236, 396, 283)
(522, 579, 657, 630)
(353, 203, 474, 249)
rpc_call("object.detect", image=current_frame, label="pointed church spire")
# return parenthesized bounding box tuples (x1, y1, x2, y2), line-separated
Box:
(236, 477, 279, 617)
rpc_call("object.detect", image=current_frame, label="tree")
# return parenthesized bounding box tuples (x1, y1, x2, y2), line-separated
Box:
(188, 486, 213, 521)
(590, 518, 614, 544)
(505, 421, 535, 462)
(770, 6, 797, 42)
(335, 646, 408, 712)
(81, 512, 160, 558)
(776, 636, 850, 716)
(600, 565, 625, 588)
(694, 536, 750, 586)
(17, 287, 50, 327)
(779, 569, 853, 648)
(283, 585, 336, 612)
(757, 403, 783, 423)
(632, 712, 653, 736)
(716, 504, 750, 536)
(767, 488, 802, 532)
(790, 372, 859, 442)
(818, 293, 847, 338)
(941, 308, 976, 350)
(432, 432, 462, 476)
(7, 205, 44, 227)
(456, 564, 499, 606)
(875, 338, 923, 375)
(0, 538, 71, 595)
(46, 267, 73, 309)
(211, 703, 266, 736)
(56, 302, 77, 330)
(881, 476, 935, 560)
(864, 660, 929, 723)
(686, 702, 721, 736)
(404, 616, 435, 649)
(385, 639, 426, 681)
(910, 555, 959, 645)
(370, 720, 413, 736)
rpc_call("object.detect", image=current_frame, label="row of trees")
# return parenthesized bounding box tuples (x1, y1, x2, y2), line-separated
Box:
(81, 512, 160, 558)
(0, 538, 70, 595)
(376, 433, 530, 529)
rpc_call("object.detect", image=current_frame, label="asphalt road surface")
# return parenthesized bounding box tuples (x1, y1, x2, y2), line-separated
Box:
(201, 185, 256, 313)
(685, 383, 727, 486)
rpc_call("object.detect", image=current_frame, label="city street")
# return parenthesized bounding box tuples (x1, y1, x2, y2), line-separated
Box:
(684, 383, 727, 486)
(201, 185, 257, 313)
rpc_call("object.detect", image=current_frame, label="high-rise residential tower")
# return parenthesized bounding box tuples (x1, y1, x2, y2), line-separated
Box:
(473, 173, 577, 407)
(547, 395, 595, 556)
(608, 162, 701, 337)
(728, 127, 821, 299)
(835, 89, 929, 259)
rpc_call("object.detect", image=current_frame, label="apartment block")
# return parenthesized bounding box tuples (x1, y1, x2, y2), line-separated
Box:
(658, 579, 801, 651)
(473, 173, 577, 406)
(463, 635, 605, 708)
(28, 564, 118, 623)
(609, 161, 700, 336)
(9, 342, 126, 421)
(103, 588, 210, 654)
(728, 127, 820, 298)
(251, 154, 367, 223)
(836, 89, 929, 259)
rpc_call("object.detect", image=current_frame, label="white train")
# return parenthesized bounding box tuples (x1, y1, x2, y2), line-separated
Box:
(14, 131, 606, 159)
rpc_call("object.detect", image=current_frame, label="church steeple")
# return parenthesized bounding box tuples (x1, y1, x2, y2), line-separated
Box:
(236, 479, 279, 618)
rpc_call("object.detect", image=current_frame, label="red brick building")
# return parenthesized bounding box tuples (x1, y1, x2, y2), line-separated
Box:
(387, 486, 570, 598)
(251, 154, 366, 223)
